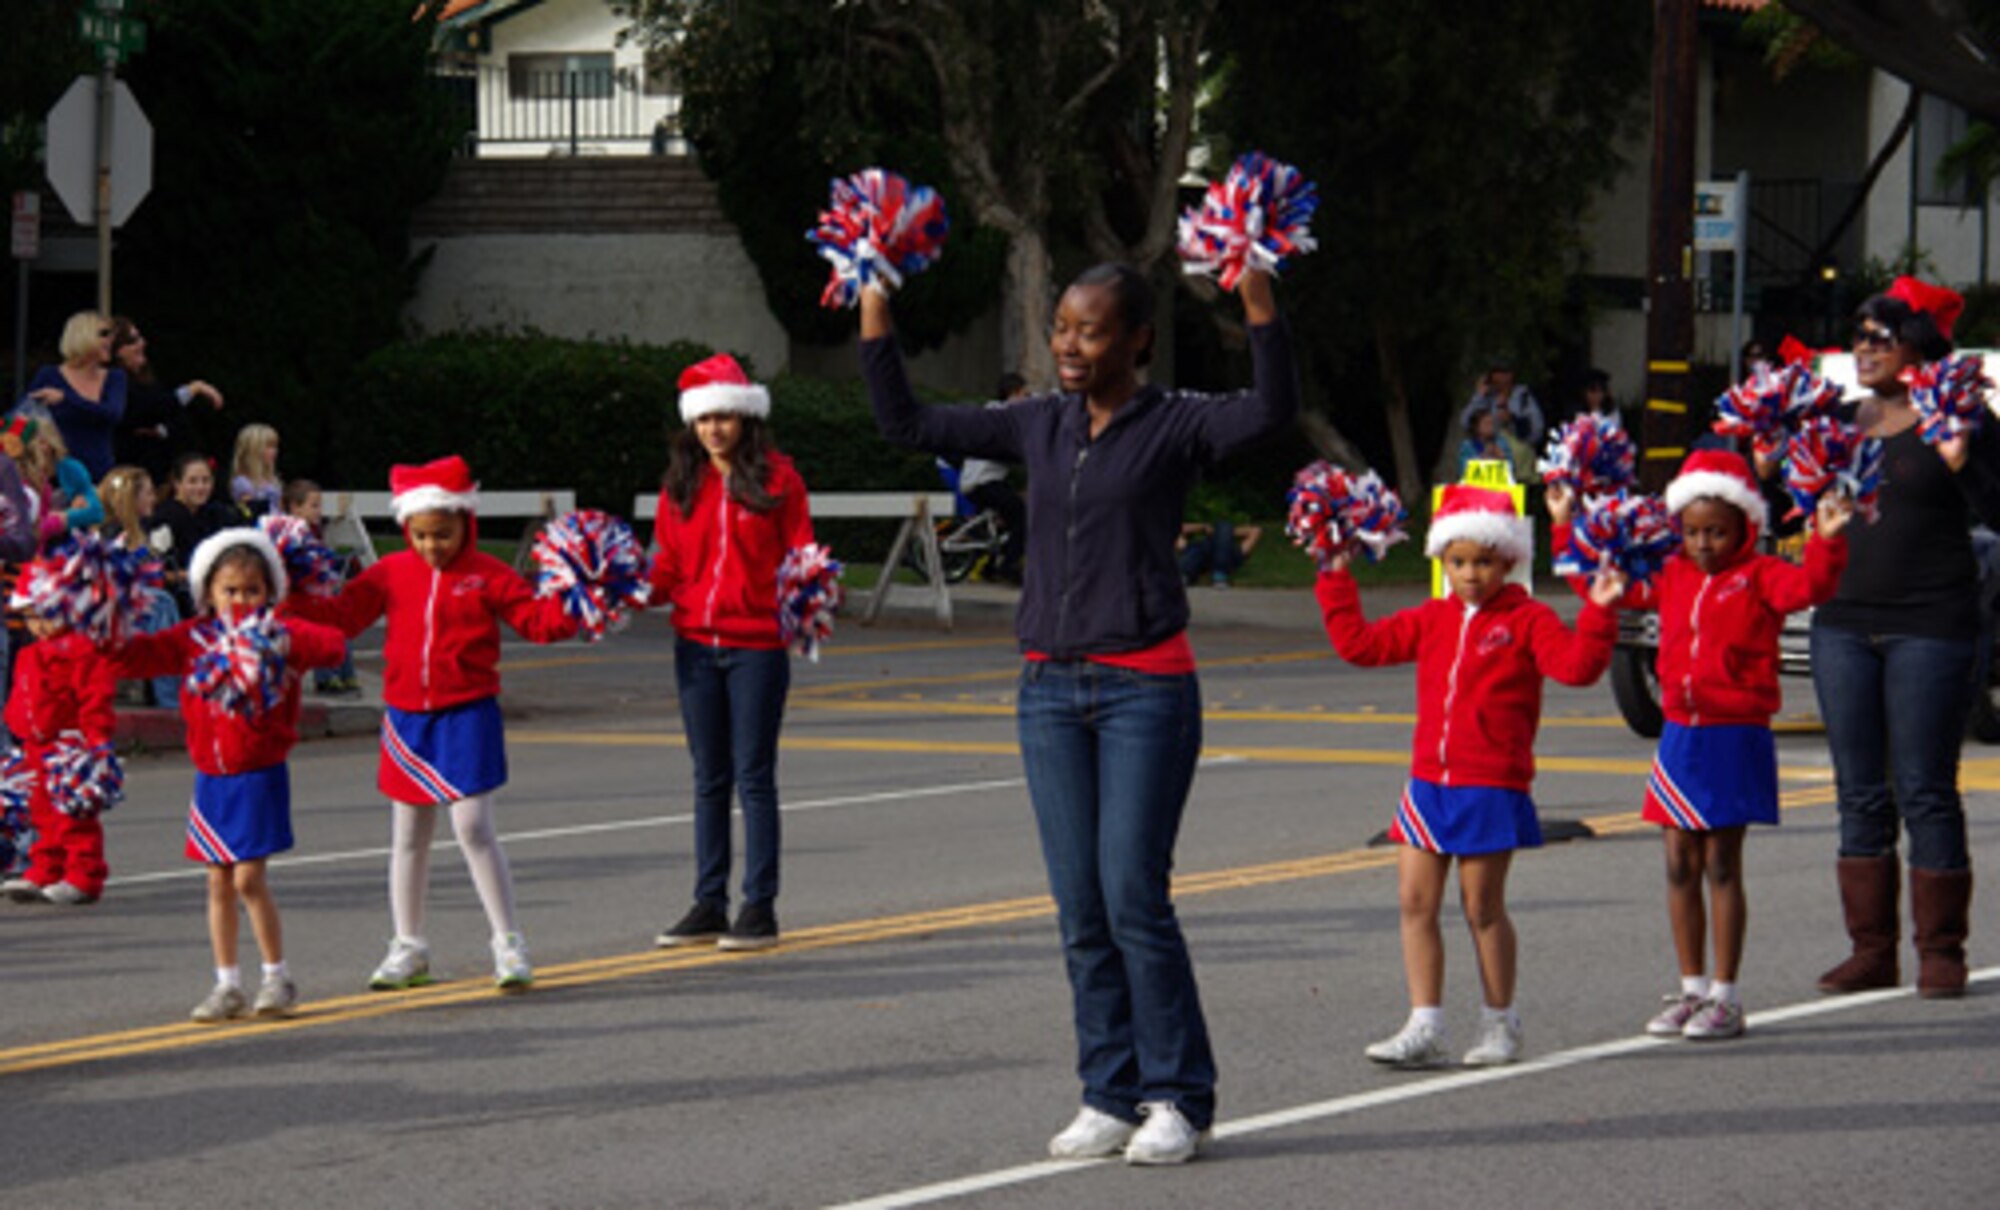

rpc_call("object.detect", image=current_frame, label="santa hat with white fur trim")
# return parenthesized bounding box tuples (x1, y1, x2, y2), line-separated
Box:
(1664, 448, 1768, 532)
(1424, 484, 1533, 565)
(679, 353, 771, 425)
(390, 455, 481, 523)
(189, 527, 289, 608)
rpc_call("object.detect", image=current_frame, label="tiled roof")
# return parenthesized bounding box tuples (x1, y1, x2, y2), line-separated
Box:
(1702, 0, 1769, 11)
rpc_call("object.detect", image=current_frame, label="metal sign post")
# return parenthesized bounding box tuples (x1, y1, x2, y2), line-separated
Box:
(72, 0, 148, 313)
(10, 192, 39, 401)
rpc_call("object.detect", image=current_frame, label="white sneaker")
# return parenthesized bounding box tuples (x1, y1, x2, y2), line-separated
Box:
(189, 983, 247, 1024)
(253, 974, 298, 1019)
(1364, 1018, 1451, 1069)
(1646, 992, 1705, 1037)
(368, 938, 433, 991)
(1682, 997, 1745, 1040)
(1047, 1105, 1138, 1159)
(1, 877, 47, 903)
(493, 932, 533, 992)
(42, 881, 97, 906)
(1461, 1014, 1523, 1066)
(1124, 1101, 1208, 1165)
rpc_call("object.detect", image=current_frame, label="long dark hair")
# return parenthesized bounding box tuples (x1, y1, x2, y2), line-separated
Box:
(664, 414, 781, 517)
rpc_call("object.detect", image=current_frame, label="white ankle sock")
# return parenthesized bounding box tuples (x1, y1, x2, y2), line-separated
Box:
(1709, 980, 1740, 1005)
(215, 965, 241, 989)
(1681, 975, 1711, 998)
(1480, 1004, 1520, 1028)
(1410, 1005, 1445, 1029)
(262, 961, 289, 980)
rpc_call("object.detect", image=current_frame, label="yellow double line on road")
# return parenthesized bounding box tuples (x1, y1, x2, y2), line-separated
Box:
(0, 784, 1839, 1080)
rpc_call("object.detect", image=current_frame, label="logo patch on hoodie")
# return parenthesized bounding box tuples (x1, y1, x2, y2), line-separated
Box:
(1713, 574, 1748, 603)
(1476, 626, 1514, 654)
(454, 575, 486, 596)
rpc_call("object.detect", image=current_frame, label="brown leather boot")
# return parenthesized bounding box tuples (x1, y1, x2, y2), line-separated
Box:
(1910, 867, 1973, 999)
(1818, 855, 1901, 993)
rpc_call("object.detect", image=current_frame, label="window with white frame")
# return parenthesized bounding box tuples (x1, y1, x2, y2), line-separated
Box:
(507, 52, 615, 101)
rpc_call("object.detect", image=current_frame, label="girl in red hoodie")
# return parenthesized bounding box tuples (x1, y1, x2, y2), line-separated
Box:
(115, 529, 349, 1021)
(290, 456, 577, 993)
(1, 592, 117, 906)
(1318, 485, 1622, 1069)
(649, 354, 815, 953)
(1552, 449, 1851, 1040)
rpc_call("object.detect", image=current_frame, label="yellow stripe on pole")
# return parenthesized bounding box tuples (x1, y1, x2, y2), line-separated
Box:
(1645, 446, 1688, 460)
(1645, 399, 1688, 413)
(1647, 360, 1691, 374)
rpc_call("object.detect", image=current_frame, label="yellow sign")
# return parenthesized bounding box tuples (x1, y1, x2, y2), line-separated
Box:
(1430, 461, 1534, 598)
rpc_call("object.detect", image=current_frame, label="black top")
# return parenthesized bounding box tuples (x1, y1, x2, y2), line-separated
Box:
(1815, 423, 2000, 639)
(864, 323, 1299, 658)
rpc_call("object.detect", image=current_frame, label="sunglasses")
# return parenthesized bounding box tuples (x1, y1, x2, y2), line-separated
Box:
(1852, 323, 1899, 350)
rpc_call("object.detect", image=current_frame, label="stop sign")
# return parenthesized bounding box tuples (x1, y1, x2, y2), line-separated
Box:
(45, 75, 153, 227)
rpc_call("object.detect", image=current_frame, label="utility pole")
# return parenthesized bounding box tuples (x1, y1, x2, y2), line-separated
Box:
(1643, 0, 1698, 491)
(95, 38, 116, 315)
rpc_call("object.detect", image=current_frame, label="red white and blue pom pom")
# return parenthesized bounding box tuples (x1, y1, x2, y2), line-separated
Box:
(1784, 415, 1884, 521)
(777, 543, 844, 662)
(1554, 490, 1678, 585)
(1284, 461, 1409, 569)
(1537, 415, 1636, 497)
(1712, 362, 1841, 461)
(257, 515, 343, 599)
(0, 747, 34, 874)
(1177, 151, 1319, 291)
(186, 608, 288, 717)
(531, 509, 651, 643)
(807, 169, 951, 309)
(1907, 353, 1993, 444)
(45, 731, 123, 819)
(9, 531, 164, 647)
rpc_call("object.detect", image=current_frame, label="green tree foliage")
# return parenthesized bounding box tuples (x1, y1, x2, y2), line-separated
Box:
(1209, 0, 1649, 500)
(0, 0, 89, 195)
(110, 0, 460, 478)
(622, 0, 1006, 352)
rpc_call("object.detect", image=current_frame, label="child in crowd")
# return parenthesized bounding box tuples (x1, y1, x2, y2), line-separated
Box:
(287, 455, 576, 992)
(10, 412, 104, 548)
(230, 424, 282, 518)
(98, 465, 184, 708)
(281, 479, 359, 696)
(1317, 485, 1622, 1067)
(113, 529, 348, 1020)
(0, 563, 118, 905)
(151, 451, 238, 617)
(1552, 450, 1852, 1039)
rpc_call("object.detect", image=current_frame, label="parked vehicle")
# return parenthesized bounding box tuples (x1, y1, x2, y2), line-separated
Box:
(900, 458, 1013, 584)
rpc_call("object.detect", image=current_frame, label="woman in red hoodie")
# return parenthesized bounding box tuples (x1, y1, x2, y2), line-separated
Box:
(1319, 486, 1622, 1070)
(116, 528, 349, 1022)
(290, 456, 577, 993)
(1553, 449, 1850, 1040)
(649, 354, 815, 953)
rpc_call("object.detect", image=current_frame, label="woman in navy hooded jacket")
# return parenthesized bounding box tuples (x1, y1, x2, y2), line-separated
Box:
(861, 265, 1294, 1165)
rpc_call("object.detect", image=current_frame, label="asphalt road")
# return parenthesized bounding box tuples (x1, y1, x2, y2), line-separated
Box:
(2, 583, 1996, 1209)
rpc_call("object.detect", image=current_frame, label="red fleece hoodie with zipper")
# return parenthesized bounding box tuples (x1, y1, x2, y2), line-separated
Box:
(650, 453, 814, 649)
(289, 518, 576, 713)
(1316, 572, 1618, 791)
(1555, 522, 1847, 727)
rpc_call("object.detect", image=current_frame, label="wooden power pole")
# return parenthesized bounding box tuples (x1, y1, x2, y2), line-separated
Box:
(1643, 0, 1698, 490)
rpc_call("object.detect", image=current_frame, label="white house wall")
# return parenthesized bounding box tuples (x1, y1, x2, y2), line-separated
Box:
(408, 232, 790, 375)
(474, 1, 670, 158)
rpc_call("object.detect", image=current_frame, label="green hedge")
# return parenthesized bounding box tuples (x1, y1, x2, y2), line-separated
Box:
(342, 332, 936, 525)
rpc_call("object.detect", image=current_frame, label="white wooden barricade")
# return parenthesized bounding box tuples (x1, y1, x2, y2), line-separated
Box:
(325, 489, 577, 573)
(631, 490, 959, 628)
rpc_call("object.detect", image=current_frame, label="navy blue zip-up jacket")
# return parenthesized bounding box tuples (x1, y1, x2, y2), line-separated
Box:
(863, 322, 1299, 659)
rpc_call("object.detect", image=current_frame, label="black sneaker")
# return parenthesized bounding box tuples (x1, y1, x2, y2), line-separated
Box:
(655, 901, 729, 948)
(717, 902, 779, 952)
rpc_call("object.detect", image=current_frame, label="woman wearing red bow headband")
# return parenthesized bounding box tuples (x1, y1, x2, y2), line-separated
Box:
(1812, 276, 2000, 1000)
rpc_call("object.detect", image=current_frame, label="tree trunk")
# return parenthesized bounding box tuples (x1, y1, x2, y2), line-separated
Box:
(1004, 227, 1057, 389)
(1375, 317, 1426, 509)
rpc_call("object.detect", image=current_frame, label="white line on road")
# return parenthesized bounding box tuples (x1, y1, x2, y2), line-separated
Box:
(108, 776, 1032, 888)
(826, 968, 2000, 1209)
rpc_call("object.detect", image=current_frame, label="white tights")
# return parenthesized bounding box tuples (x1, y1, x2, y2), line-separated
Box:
(388, 794, 518, 942)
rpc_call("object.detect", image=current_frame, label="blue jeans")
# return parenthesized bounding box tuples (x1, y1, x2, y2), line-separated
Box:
(1016, 660, 1215, 1129)
(675, 639, 790, 908)
(1810, 625, 1976, 870)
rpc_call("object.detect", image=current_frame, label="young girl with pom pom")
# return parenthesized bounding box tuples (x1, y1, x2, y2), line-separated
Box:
(229, 423, 283, 518)
(286, 456, 576, 992)
(0, 565, 117, 906)
(111, 529, 349, 1021)
(649, 354, 818, 953)
(1318, 486, 1624, 1069)
(1552, 451, 1851, 1039)
(99, 465, 184, 708)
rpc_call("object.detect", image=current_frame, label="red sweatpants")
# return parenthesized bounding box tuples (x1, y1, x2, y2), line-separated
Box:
(21, 783, 107, 897)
